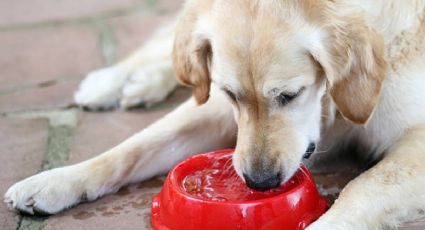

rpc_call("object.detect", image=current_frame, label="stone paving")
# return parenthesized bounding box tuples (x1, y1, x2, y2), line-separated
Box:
(0, 0, 423, 229)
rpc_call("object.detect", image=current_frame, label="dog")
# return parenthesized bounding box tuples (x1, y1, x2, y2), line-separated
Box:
(5, 0, 425, 229)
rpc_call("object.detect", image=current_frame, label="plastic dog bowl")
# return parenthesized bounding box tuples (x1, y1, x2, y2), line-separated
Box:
(151, 149, 327, 230)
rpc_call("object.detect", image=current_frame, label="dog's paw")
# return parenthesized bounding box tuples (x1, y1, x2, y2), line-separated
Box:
(75, 63, 178, 110)
(74, 66, 129, 110)
(4, 167, 86, 215)
(120, 63, 178, 109)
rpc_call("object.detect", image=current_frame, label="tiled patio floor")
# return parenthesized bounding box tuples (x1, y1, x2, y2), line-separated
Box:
(0, 0, 423, 229)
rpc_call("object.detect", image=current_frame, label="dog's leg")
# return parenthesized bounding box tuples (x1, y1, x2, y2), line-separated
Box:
(5, 88, 236, 215)
(308, 124, 425, 230)
(74, 21, 178, 109)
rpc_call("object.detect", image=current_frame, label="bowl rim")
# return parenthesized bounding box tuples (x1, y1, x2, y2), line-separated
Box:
(168, 149, 315, 205)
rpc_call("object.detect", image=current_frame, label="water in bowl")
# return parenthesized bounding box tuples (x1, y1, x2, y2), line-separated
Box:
(182, 154, 299, 202)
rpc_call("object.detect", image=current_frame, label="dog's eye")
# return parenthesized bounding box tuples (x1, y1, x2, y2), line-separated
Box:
(277, 87, 305, 106)
(224, 89, 237, 102)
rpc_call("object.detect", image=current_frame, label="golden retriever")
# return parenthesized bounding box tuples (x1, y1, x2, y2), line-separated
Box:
(5, 0, 425, 229)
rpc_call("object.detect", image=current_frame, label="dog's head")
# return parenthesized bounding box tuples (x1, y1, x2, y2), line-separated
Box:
(173, 0, 387, 190)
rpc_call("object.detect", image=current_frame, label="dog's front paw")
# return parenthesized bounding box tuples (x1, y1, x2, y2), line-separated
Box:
(4, 167, 87, 215)
(74, 63, 177, 110)
(74, 66, 129, 110)
(120, 63, 178, 108)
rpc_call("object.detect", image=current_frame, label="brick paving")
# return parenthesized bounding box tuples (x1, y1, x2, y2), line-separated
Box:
(0, 119, 49, 230)
(0, 0, 141, 27)
(0, 25, 101, 91)
(109, 13, 174, 61)
(0, 0, 423, 229)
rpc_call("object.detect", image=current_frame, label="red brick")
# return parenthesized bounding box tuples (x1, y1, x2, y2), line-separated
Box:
(0, 24, 101, 92)
(0, 118, 48, 230)
(162, 87, 191, 106)
(110, 13, 174, 61)
(109, 0, 184, 60)
(0, 0, 140, 27)
(0, 80, 80, 113)
(156, 0, 185, 14)
(44, 180, 162, 230)
(67, 108, 173, 164)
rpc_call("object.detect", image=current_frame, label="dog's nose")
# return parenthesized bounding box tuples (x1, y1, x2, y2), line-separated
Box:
(243, 172, 282, 191)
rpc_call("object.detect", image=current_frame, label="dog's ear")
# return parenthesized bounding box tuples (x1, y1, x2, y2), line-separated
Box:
(310, 16, 387, 124)
(173, 9, 212, 105)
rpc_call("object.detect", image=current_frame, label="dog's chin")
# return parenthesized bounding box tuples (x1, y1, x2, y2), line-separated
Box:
(231, 152, 245, 181)
(278, 161, 301, 185)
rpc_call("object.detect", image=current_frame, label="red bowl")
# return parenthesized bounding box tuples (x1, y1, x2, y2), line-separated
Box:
(151, 149, 327, 230)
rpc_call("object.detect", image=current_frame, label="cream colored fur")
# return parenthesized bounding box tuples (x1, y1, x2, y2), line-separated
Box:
(5, 1, 425, 229)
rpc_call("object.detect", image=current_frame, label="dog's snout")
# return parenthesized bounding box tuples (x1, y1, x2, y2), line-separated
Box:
(243, 172, 282, 191)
